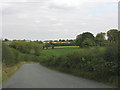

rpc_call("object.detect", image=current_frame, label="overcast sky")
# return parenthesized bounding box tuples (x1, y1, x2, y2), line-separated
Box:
(0, 0, 119, 40)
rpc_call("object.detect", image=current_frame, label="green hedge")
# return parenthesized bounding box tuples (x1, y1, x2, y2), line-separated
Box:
(39, 46, 119, 86)
(2, 43, 41, 66)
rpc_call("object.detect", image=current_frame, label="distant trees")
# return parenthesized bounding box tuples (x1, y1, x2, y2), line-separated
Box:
(54, 40, 58, 42)
(53, 39, 75, 43)
(95, 32, 106, 46)
(82, 38, 95, 47)
(107, 29, 119, 43)
(76, 32, 95, 47)
(76, 29, 119, 47)
(82, 32, 94, 40)
(59, 39, 65, 42)
(43, 39, 76, 49)
(76, 34, 82, 47)
(43, 43, 52, 49)
(34, 40, 43, 44)
(4, 38, 9, 41)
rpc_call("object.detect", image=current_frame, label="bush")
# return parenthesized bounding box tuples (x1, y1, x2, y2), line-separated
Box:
(104, 42, 118, 62)
(2, 42, 42, 65)
(2, 43, 20, 65)
(39, 46, 118, 86)
(9, 41, 43, 56)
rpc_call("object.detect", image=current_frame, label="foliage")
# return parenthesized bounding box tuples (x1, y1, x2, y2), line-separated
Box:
(4, 38, 9, 42)
(9, 41, 42, 56)
(76, 34, 82, 46)
(82, 38, 96, 47)
(76, 32, 95, 47)
(95, 32, 106, 46)
(104, 43, 118, 62)
(2, 29, 119, 86)
(2, 43, 20, 65)
(43, 43, 52, 49)
(40, 46, 119, 86)
(2, 42, 41, 65)
(107, 29, 119, 42)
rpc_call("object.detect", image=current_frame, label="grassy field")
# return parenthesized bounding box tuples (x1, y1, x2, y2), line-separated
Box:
(42, 46, 80, 56)
(42, 46, 105, 56)
(54, 46, 79, 49)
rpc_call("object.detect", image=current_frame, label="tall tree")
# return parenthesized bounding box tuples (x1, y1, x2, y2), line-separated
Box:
(76, 32, 95, 47)
(82, 32, 94, 40)
(107, 29, 119, 42)
(76, 34, 82, 47)
(82, 38, 96, 47)
(95, 32, 106, 46)
(4, 38, 9, 41)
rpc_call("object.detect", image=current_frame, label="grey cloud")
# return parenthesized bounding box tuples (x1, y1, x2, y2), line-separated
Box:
(2, 0, 118, 40)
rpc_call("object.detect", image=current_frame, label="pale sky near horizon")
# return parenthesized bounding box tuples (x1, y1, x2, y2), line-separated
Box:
(0, 0, 119, 40)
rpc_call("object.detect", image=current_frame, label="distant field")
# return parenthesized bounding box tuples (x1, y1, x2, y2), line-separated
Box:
(42, 46, 105, 56)
(54, 46, 79, 49)
(42, 47, 80, 56)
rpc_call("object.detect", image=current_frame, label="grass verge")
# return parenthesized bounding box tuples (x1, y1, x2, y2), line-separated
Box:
(2, 61, 38, 82)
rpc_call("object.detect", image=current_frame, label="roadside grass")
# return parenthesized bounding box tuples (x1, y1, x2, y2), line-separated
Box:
(2, 62, 23, 82)
(2, 61, 38, 82)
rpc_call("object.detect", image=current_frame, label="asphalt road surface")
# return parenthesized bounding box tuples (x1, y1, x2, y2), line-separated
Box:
(3, 64, 113, 88)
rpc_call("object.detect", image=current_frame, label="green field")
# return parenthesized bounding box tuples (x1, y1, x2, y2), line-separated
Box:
(54, 46, 79, 49)
(42, 47, 80, 56)
(42, 46, 105, 56)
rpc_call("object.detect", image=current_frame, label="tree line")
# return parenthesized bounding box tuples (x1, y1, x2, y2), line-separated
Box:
(41, 29, 120, 49)
(4, 29, 119, 48)
(76, 29, 119, 47)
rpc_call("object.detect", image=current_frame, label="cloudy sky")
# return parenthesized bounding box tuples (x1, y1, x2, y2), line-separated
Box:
(0, 0, 119, 40)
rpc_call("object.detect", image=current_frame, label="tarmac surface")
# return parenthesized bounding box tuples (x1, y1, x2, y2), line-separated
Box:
(3, 64, 113, 88)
